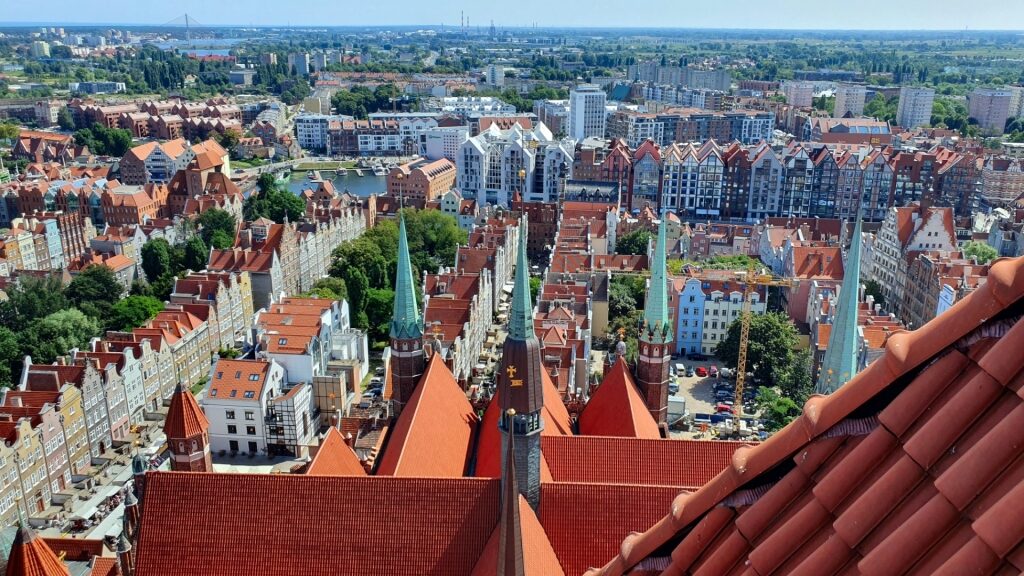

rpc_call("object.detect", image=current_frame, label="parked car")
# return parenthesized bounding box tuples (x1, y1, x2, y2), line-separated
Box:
(695, 366, 708, 377)
(668, 383, 679, 395)
(689, 353, 708, 361)
(685, 366, 695, 377)
(362, 388, 382, 398)
(709, 365, 719, 378)
(715, 403, 733, 413)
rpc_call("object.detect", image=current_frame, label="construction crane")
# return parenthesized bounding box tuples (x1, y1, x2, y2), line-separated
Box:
(731, 262, 793, 437)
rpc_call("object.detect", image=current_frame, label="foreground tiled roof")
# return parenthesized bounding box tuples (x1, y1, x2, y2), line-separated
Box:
(589, 255, 1024, 575)
(135, 473, 500, 576)
(306, 427, 366, 476)
(376, 354, 478, 477)
(579, 358, 660, 439)
(471, 495, 565, 576)
(542, 435, 747, 489)
(163, 384, 209, 440)
(5, 523, 69, 576)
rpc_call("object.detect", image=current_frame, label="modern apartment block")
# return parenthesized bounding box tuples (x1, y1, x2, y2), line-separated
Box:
(782, 80, 815, 108)
(896, 86, 935, 129)
(606, 108, 774, 148)
(968, 87, 1013, 135)
(834, 84, 867, 118)
(568, 84, 607, 141)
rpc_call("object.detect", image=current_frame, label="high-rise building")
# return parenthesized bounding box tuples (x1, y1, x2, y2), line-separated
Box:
(485, 64, 504, 87)
(782, 80, 815, 108)
(896, 86, 935, 129)
(969, 87, 1013, 135)
(568, 84, 607, 141)
(288, 52, 311, 76)
(834, 84, 867, 118)
(30, 41, 50, 58)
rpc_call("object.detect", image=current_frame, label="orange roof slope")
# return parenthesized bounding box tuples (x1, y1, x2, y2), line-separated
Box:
(540, 482, 681, 576)
(542, 435, 747, 488)
(135, 473, 499, 576)
(579, 357, 660, 438)
(471, 495, 566, 576)
(590, 255, 1024, 576)
(306, 427, 366, 476)
(5, 523, 70, 576)
(475, 370, 574, 479)
(376, 354, 479, 477)
(163, 383, 209, 440)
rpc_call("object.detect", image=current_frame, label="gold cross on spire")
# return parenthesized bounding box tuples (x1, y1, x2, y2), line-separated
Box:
(506, 365, 517, 378)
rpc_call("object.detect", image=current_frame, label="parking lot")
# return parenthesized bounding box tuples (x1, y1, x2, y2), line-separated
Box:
(671, 356, 759, 419)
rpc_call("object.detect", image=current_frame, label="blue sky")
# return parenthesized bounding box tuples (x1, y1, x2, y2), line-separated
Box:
(3, 0, 1023, 30)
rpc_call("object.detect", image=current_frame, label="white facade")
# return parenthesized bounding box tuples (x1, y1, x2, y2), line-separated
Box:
(968, 88, 1013, 135)
(568, 84, 607, 141)
(294, 114, 337, 153)
(425, 126, 470, 161)
(834, 84, 867, 118)
(896, 87, 935, 129)
(288, 53, 311, 76)
(485, 64, 504, 87)
(202, 359, 288, 455)
(782, 81, 815, 108)
(701, 289, 765, 355)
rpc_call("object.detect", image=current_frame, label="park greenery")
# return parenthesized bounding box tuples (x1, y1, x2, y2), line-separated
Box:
(614, 229, 651, 256)
(963, 241, 998, 265)
(245, 174, 306, 224)
(73, 124, 133, 156)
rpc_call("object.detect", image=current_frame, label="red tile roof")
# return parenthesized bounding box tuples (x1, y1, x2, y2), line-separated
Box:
(87, 557, 119, 576)
(579, 358, 661, 439)
(135, 473, 501, 576)
(163, 384, 209, 441)
(588, 255, 1024, 575)
(376, 354, 479, 477)
(5, 524, 69, 576)
(39, 538, 104, 562)
(542, 435, 746, 488)
(306, 427, 366, 476)
(540, 482, 681, 576)
(208, 359, 270, 400)
(471, 495, 566, 576)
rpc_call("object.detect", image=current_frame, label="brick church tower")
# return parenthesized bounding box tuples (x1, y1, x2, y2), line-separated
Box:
(390, 213, 425, 413)
(635, 214, 671, 427)
(163, 383, 212, 472)
(497, 227, 545, 510)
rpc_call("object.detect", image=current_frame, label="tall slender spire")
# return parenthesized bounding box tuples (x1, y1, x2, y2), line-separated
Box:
(817, 215, 864, 394)
(507, 221, 535, 342)
(643, 214, 670, 342)
(497, 409, 525, 576)
(390, 212, 422, 340)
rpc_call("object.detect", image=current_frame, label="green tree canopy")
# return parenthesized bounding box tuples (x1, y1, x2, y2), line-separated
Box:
(197, 208, 237, 248)
(756, 387, 802, 432)
(863, 279, 885, 307)
(0, 275, 69, 331)
(365, 288, 395, 343)
(305, 277, 348, 301)
(141, 238, 172, 283)
(0, 327, 20, 389)
(714, 312, 798, 385)
(209, 230, 235, 250)
(343, 267, 370, 331)
(244, 175, 305, 223)
(108, 296, 164, 332)
(182, 236, 209, 272)
(20, 309, 100, 365)
(57, 107, 75, 131)
(66, 265, 125, 319)
(615, 229, 651, 256)
(963, 241, 998, 265)
(73, 125, 132, 156)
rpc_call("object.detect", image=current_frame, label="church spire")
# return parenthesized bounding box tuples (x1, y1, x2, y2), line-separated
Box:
(643, 213, 670, 340)
(508, 223, 535, 342)
(635, 212, 672, 427)
(497, 409, 525, 576)
(390, 213, 422, 341)
(6, 513, 70, 576)
(817, 215, 864, 394)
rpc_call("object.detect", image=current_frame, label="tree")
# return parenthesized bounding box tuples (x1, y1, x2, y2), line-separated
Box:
(0, 327, 20, 389)
(244, 176, 305, 224)
(529, 276, 541, 303)
(209, 230, 234, 250)
(20, 309, 100, 366)
(306, 277, 347, 301)
(57, 107, 75, 131)
(609, 280, 637, 322)
(182, 236, 209, 272)
(329, 237, 390, 288)
(365, 288, 395, 343)
(73, 125, 132, 156)
(108, 296, 164, 332)
(0, 122, 19, 142)
(400, 208, 467, 275)
(66, 265, 124, 319)
(778, 348, 814, 404)
(213, 129, 240, 150)
(714, 312, 798, 385)
(0, 275, 69, 331)
(963, 241, 998, 265)
(863, 279, 885, 307)
(343, 268, 370, 330)
(755, 387, 802, 432)
(615, 229, 651, 256)
(141, 238, 172, 283)
(197, 208, 237, 248)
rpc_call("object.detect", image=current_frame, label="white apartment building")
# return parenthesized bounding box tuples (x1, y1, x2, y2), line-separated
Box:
(700, 286, 766, 356)
(896, 87, 935, 129)
(429, 96, 517, 116)
(782, 81, 815, 108)
(369, 112, 442, 156)
(288, 53, 311, 76)
(457, 122, 574, 206)
(568, 84, 608, 141)
(485, 64, 504, 87)
(968, 88, 1013, 135)
(425, 126, 470, 162)
(203, 358, 289, 455)
(294, 114, 339, 153)
(834, 84, 867, 118)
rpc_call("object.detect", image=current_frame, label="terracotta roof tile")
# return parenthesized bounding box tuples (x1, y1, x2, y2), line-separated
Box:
(471, 495, 565, 576)
(87, 558, 119, 576)
(163, 384, 209, 440)
(587, 255, 1024, 576)
(135, 472, 500, 576)
(4, 523, 69, 576)
(306, 427, 366, 476)
(208, 359, 271, 400)
(376, 354, 478, 477)
(579, 358, 661, 439)
(39, 538, 104, 562)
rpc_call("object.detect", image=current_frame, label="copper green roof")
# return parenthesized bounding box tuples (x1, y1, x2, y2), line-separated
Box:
(817, 216, 863, 394)
(390, 213, 422, 340)
(642, 214, 671, 343)
(507, 225, 535, 342)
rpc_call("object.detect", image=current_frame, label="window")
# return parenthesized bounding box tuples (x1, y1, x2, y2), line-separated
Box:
(244, 411, 254, 421)
(246, 426, 256, 436)
(210, 390, 217, 397)
(248, 441, 258, 454)
(225, 410, 235, 420)
(229, 440, 239, 452)
(249, 374, 259, 381)
(234, 371, 242, 379)
(227, 425, 237, 434)
(216, 372, 223, 379)
(244, 391, 255, 399)
(230, 390, 237, 398)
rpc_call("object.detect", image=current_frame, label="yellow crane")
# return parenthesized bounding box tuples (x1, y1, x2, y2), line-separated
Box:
(731, 262, 793, 436)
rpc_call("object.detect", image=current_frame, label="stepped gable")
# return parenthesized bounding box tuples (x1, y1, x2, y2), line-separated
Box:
(579, 357, 660, 439)
(376, 353, 479, 477)
(306, 427, 366, 476)
(134, 473, 500, 576)
(588, 256, 1024, 575)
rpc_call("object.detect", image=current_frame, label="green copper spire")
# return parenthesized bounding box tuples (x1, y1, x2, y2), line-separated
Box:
(642, 213, 671, 343)
(817, 215, 863, 394)
(390, 213, 422, 340)
(507, 223, 535, 341)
